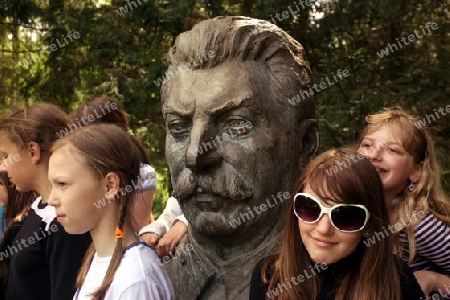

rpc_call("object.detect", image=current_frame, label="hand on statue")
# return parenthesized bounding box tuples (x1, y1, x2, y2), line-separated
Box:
(156, 220, 188, 258)
(141, 232, 160, 247)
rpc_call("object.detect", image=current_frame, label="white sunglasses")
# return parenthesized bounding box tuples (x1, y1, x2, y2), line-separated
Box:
(293, 193, 370, 233)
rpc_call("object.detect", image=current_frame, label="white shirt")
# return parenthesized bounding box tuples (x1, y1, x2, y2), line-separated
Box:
(139, 197, 188, 237)
(138, 164, 157, 192)
(74, 243, 174, 300)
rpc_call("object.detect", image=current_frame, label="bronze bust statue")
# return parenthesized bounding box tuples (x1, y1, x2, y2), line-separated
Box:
(161, 16, 319, 299)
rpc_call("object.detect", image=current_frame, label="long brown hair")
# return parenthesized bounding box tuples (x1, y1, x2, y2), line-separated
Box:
(51, 124, 142, 300)
(358, 107, 450, 261)
(70, 96, 149, 164)
(263, 148, 401, 300)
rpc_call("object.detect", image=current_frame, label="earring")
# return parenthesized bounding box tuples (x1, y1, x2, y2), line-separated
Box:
(408, 181, 416, 192)
(363, 230, 370, 238)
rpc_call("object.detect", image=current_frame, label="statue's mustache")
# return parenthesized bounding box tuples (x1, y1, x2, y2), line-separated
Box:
(173, 165, 253, 202)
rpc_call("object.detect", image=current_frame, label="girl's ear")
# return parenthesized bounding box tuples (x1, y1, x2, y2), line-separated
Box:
(28, 142, 42, 164)
(409, 162, 423, 183)
(104, 172, 120, 200)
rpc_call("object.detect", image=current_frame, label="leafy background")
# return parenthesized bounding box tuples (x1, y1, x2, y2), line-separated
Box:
(1, 0, 448, 215)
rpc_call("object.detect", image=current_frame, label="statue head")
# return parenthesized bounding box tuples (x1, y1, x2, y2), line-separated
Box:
(161, 16, 319, 241)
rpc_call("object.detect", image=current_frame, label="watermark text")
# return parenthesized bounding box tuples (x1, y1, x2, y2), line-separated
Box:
(266, 263, 328, 298)
(56, 101, 118, 139)
(229, 191, 290, 228)
(376, 22, 439, 58)
(288, 69, 350, 105)
(414, 104, 450, 129)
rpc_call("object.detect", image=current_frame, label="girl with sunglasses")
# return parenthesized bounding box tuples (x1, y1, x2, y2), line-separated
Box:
(358, 107, 450, 297)
(249, 148, 425, 299)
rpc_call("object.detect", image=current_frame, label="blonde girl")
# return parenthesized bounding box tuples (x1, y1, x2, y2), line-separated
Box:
(358, 107, 450, 296)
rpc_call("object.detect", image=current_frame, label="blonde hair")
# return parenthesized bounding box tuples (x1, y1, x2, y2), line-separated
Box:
(359, 107, 450, 262)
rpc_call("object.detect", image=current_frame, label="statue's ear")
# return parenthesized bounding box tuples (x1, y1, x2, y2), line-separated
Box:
(298, 119, 319, 171)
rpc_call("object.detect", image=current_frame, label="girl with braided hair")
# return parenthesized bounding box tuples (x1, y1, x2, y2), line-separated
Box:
(69, 96, 157, 231)
(48, 123, 173, 300)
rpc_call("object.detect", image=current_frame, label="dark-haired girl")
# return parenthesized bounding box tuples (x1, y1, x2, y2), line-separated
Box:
(0, 103, 91, 299)
(249, 148, 425, 300)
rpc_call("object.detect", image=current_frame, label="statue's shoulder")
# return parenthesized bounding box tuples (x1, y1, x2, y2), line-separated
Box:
(162, 235, 193, 274)
(163, 236, 205, 299)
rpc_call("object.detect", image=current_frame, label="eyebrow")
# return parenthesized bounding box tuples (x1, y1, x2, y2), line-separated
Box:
(49, 174, 70, 182)
(363, 137, 405, 147)
(164, 96, 258, 117)
(163, 105, 192, 117)
(204, 97, 256, 115)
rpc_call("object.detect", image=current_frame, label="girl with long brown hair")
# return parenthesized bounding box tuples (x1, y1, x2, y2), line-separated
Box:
(0, 103, 92, 299)
(358, 107, 450, 296)
(48, 123, 173, 299)
(249, 148, 425, 299)
(71, 96, 189, 258)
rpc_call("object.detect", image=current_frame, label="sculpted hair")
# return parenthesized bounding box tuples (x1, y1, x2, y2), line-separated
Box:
(50, 124, 142, 300)
(358, 107, 450, 261)
(70, 96, 149, 164)
(161, 16, 314, 130)
(0, 103, 68, 151)
(263, 148, 401, 300)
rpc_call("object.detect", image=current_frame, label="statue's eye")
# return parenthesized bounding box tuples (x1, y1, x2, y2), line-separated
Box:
(168, 119, 191, 137)
(223, 117, 252, 136)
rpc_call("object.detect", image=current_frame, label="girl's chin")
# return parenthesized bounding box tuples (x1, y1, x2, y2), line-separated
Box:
(307, 251, 338, 265)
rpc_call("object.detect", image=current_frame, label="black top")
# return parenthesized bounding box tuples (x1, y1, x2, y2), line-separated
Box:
(0, 218, 25, 266)
(0, 218, 25, 300)
(5, 198, 91, 300)
(249, 243, 425, 300)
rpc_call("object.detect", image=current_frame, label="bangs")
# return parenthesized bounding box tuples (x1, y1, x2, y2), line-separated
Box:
(303, 151, 371, 207)
(307, 169, 348, 206)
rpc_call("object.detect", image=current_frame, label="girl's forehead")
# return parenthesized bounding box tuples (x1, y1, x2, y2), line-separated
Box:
(366, 123, 406, 145)
(304, 181, 344, 206)
(0, 134, 20, 152)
